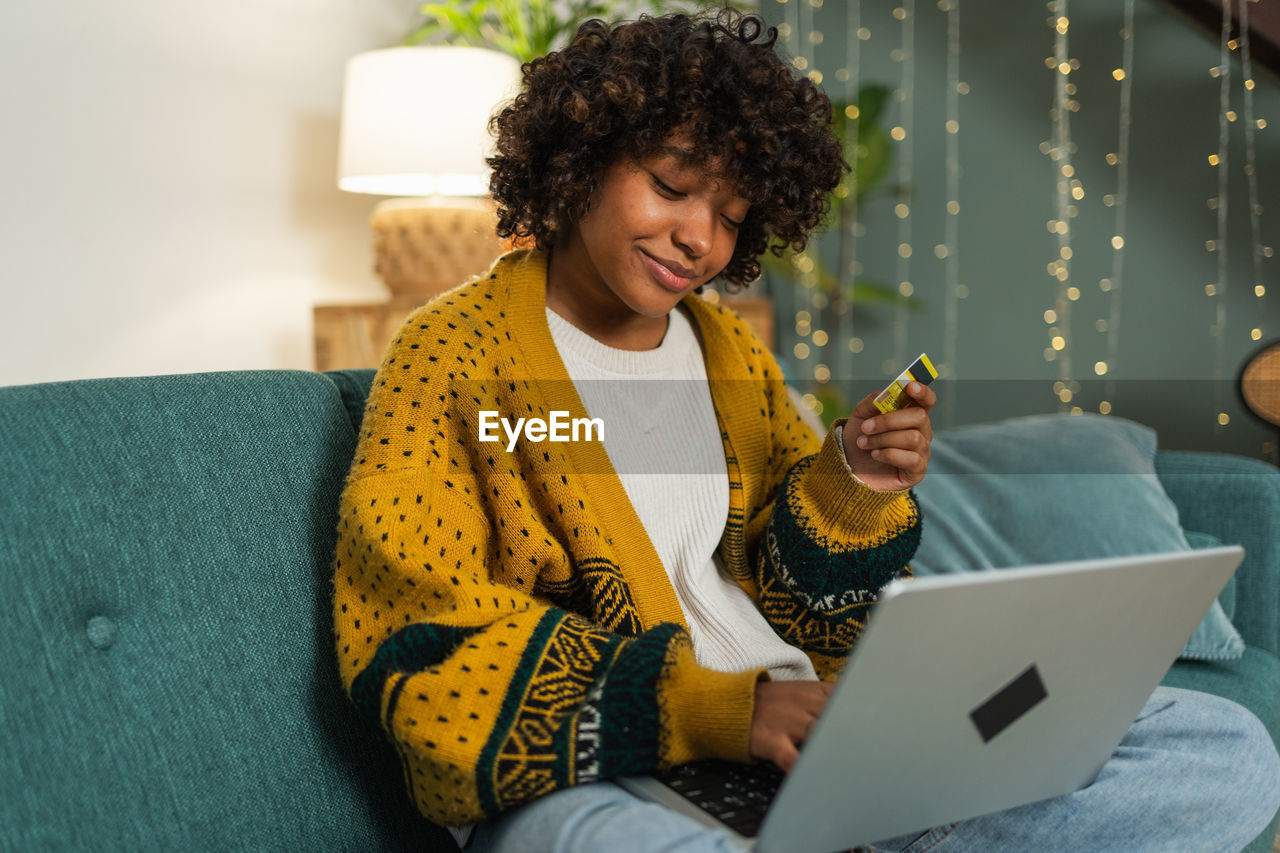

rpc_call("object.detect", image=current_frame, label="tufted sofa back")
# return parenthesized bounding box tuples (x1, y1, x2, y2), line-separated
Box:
(0, 369, 441, 851)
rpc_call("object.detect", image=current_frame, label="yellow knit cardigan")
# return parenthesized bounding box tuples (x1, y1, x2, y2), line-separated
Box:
(332, 249, 920, 826)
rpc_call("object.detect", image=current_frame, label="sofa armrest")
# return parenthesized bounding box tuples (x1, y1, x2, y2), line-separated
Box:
(323, 368, 377, 433)
(1155, 450, 1280, 656)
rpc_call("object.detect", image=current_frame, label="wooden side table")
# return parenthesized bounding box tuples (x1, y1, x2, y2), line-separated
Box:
(313, 299, 423, 372)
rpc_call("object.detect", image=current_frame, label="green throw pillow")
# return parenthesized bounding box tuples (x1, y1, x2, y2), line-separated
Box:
(910, 413, 1245, 661)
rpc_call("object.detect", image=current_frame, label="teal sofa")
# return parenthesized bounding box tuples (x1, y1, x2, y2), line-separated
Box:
(2, 368, 1278, 851)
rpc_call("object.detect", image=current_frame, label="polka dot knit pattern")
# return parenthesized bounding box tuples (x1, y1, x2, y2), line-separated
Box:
(331, 249, 921, 826)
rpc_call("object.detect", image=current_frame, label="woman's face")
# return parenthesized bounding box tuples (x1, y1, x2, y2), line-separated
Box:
(548, 139, 751, 343)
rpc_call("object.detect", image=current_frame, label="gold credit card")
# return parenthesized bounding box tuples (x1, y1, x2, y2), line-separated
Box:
(872, 353, 938, 414)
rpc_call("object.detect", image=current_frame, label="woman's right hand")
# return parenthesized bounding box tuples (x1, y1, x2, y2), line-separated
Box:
(749, 680, 835, 772)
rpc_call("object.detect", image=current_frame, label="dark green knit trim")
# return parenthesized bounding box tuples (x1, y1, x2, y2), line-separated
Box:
(476, 608, 564, 815)
(762, 470, 921, 610)
(547, 627, 629, 788)
(587, 623, 680, 779)
(350, 622, 484, 726)
(718, 424, 751, 584)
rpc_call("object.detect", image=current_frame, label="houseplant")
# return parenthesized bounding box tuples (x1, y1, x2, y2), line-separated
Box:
(405, 0, 705, 61)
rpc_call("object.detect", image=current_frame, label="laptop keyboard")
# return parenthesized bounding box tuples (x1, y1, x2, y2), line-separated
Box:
(650, 759, 787, 838)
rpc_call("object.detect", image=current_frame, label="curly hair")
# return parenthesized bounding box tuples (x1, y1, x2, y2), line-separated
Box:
(486, 7, 847, 288)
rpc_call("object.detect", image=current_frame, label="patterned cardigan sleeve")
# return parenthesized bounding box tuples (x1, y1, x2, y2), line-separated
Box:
(738, 348, 921, 680)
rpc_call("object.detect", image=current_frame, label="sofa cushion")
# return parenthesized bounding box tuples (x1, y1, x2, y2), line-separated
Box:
(1163, 647, 1280, 737)
(1155, 450, 1280, 657)
(0, 370, 428, 850)
(325, 367, 376, 433)
(1184, 530, 1236, 621)
(910, 413, 1245, 661)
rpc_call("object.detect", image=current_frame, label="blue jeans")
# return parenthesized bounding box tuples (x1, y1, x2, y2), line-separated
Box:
(470, 687, 1280, 853)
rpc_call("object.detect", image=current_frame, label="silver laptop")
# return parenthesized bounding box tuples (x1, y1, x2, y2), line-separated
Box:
(617, 546, 1244, 852)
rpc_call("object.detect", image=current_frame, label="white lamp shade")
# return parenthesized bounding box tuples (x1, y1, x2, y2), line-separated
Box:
(337, 46, 522, 197)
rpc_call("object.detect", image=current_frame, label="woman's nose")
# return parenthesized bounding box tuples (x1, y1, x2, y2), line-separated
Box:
(672, 208, 714, 259)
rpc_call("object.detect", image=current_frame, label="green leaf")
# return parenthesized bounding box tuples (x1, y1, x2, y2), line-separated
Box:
(478, 23, 522, 58)
(414, 3, 489, 44)
(830, 86, 896, 199)
(849, 125, 891, 198)
(403, 22, 443, 45)
(854, 84, 892, 127)
(492, 0, 527, 43)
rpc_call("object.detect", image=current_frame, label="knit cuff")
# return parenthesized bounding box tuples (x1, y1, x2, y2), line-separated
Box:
(797, 419, 915, 538)
(658, 646, 767, 766)
(832, 423, 870, 486)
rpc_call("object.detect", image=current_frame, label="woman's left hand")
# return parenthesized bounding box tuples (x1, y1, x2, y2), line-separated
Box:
(840, 381, 936, 491)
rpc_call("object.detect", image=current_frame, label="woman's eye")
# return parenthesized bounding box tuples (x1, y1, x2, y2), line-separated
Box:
(722, 215, 745, 230)
(652, 176, 684, 198)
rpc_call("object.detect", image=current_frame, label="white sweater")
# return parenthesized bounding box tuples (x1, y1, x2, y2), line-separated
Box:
(547, 305, 818, 682)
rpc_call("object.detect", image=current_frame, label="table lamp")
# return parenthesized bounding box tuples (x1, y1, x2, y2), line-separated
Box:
(337, 46, 522, 298)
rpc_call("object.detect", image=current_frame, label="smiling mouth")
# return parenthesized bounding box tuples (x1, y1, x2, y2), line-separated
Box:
(640, 251, 696, 292)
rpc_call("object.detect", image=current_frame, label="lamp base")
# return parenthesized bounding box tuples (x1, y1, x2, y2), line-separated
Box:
(371, 197, 506, 298)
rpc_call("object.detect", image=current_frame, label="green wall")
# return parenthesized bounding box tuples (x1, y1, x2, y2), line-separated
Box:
(753, 0, 1278, 460)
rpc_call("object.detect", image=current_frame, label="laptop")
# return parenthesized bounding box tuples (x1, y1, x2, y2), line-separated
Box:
(616, 546, 1244, 852)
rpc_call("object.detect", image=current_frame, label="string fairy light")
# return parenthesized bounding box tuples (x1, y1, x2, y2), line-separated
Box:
(1236, 0, 1270, 352)
(837, 0, 864, 396)
(777, 0, 811, 391)
(777, 0, 835, 418)
(889, 0, 916, 377)
(766, 0, 791, 376)
(802, 0, 830, 399)
(1210, 0, 1231, 432)
(1045, 0, 1079, 412)
(1233, 0, 1275, 458)
(1098, 0, 1135, 416)
(939, 0, 963, 426)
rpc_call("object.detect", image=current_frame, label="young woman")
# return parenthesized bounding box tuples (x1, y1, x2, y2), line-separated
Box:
(332, 9, 1279, 852)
